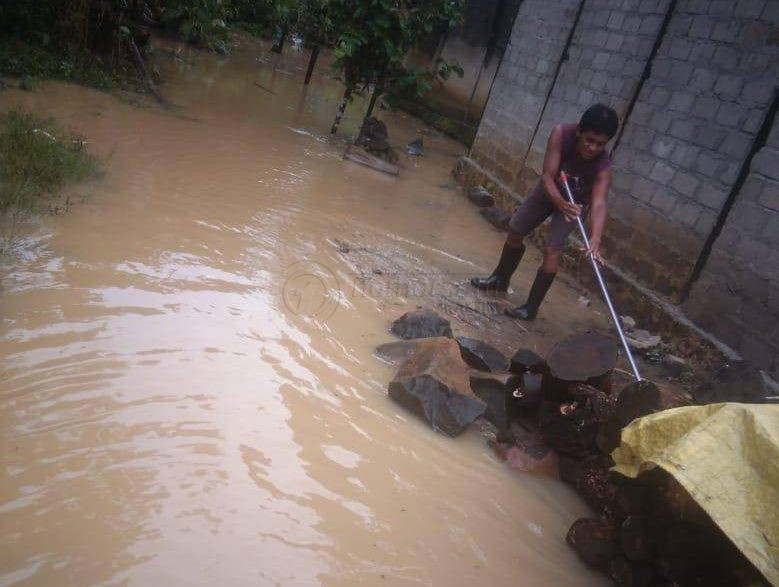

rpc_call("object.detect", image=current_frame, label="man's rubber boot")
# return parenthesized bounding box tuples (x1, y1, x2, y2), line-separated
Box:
(470, 243, 525, 293)
(505, 269, 556, 320)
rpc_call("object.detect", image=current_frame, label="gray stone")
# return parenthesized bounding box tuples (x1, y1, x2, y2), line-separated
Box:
(620, 315, 637, 332)
(390, 308, 453, 340)
(625, 329, 662, 351)
(375, 340, 423, 365)
(662, 354, 688, 377)
(456, 337, 509, 373)
(468, 186, 496, 207)
(389, 337, 486, 436)
(479, 206, 511, 231)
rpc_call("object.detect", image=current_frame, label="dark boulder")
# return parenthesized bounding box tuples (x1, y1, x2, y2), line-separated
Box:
(456, 337, 509, 372)
(469, 372, 520, 432)
(390, 308, 453, 340)
(509, 348, 547, 374)
(479, 206, 511, 230)
(374, 340, 422, 365)
(389, 337, 486, 436)
(467, 186, 495, 207)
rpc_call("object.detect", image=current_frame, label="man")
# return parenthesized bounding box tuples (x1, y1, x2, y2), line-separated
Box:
(471, 103, 619, 320)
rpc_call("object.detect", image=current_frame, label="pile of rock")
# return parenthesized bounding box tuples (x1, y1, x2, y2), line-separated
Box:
(377, 308, 772, 586)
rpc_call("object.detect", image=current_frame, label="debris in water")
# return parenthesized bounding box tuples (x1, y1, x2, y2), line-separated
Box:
(625, 329, 662, 352)
(406, 138, 423, 156)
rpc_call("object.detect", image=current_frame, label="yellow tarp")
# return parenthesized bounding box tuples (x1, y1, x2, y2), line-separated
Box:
(611, 402, 779, 586)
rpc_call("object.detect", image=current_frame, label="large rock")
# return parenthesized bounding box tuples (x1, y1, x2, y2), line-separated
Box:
(374, 340, 422, 365)
(470, 372, 519, 431)
(467, 186, 495, 207)
(479, 206, 511, 230)
(509, 348, 547, 374)
(390, 308, 453, 340)
(456, 337, 508, 372)
(389, 337, 486, 436)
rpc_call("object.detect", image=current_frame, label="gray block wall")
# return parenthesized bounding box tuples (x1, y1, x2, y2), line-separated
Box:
(470, 0, 581, 185)
(606, 0, 778, 296)
(685, 113, 779, 374)
(467, 0, 779, 374)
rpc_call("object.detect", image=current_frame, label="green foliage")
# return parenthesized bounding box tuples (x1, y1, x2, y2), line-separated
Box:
(0, 110, 99, 216)
(0, 40, 115, 89)
(327, 0, 464, 104)
(162, 0, 234, 51)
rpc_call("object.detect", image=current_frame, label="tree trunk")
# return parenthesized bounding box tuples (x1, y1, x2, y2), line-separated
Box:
(357, 86, 382, 142)
(272, 24, 287, 54)
(330, 87, 352, 134)
(304, 45, 320, 85)
(544, 332, 617, 401)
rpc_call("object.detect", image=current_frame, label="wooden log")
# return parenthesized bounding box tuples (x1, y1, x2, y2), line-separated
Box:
(344, 145, 400, 176)
(508, 372, 543, 414)
(545, 332, 617, 400)
(566, 517, 619, 569)
(620, 515, 651, 563)
(537, 384, 615, 457)
(609, 556, 655, 587)
(614, 380, 691, 427)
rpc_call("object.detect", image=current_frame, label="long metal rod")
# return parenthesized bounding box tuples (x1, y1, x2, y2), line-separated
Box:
(560, 171, 642, 381)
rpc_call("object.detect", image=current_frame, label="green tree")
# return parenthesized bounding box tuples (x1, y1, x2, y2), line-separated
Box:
(326, 0, 464, 135)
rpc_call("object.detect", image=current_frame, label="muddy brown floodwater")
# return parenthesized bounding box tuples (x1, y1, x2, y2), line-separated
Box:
(0, 37, 611, 585)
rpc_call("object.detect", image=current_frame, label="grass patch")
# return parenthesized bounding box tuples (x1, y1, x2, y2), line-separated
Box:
(0, 109, 99, 222)
(0, 40, 116, 89)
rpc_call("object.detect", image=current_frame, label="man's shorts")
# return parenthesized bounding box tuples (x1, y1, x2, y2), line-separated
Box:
(507, 183, 586, 252)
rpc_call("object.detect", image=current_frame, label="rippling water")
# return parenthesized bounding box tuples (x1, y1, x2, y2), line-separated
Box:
(0, 37, 607, 586)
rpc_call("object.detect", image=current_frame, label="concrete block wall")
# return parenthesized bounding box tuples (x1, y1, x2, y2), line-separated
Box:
(470, 0, 581, 185)
(605, 0, 778, 297)
(517, 0, 670, 196)
(685, 112, 779, 375)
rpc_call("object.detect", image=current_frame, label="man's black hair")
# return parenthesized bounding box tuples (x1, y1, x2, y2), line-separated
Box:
(579, 104, 619, 138)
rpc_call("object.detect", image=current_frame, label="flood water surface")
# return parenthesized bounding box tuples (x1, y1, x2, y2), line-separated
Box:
(0, 38, 607, 586)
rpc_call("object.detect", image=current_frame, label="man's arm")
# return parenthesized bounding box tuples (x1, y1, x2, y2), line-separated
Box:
(541, 125, 582, 222)
(586, 167, 613, 263)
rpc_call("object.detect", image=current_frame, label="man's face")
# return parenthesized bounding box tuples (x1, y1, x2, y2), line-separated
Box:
(575, 129, 611, 160)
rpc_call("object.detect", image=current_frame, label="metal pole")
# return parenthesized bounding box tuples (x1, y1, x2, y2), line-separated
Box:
(560, 171, 642, 381)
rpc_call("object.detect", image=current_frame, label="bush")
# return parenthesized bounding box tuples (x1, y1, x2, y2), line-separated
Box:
(0, 109, 99, 216)
(161, 0, 234, 52)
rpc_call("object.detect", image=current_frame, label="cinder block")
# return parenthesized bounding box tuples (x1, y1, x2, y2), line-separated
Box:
(711, 20, 741, 43)
(671, 171, 701, 198)
(669, 91, 695, 112)
(650, 188, 678, 212)
(719, 132, 753, 159)
(713, 74, 744, 99)
(650, 161, 676, 184)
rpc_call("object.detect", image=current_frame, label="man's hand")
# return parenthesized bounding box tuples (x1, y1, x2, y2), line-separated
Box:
(555, 197, 582, 222)
(586, 240, 603, 264)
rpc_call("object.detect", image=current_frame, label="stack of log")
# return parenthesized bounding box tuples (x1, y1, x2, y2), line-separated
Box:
(505, 332, 766, 587)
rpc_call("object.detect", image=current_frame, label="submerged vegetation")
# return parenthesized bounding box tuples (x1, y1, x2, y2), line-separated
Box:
(0, 110, 99, 250)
